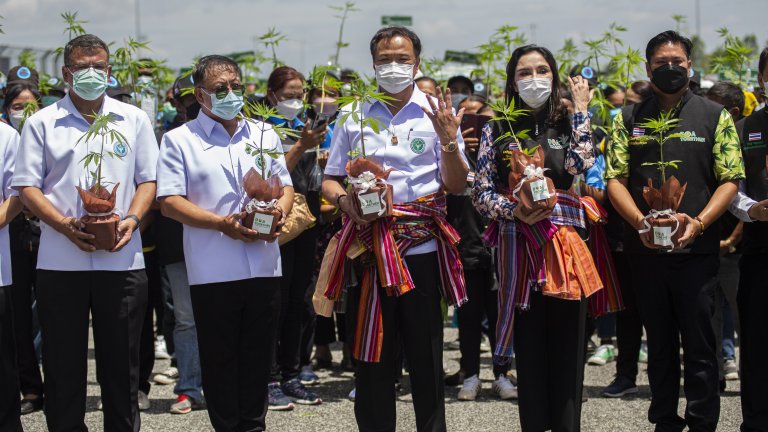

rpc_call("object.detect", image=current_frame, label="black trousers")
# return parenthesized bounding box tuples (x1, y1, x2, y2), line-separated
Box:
(354, 252, 445, 432)
(315, 313, 347, 345)
(629, 254, 720, 432)
(738, 254, 768, 432)
(191, 277, 280, 432)
(37, 269, 147, 432)
(0, 285, 22, 432)
(272, 226, 319, 382)
(458, 267, 505, 378)
(9, 221, 43, 398)
(138, 250, 163, 394)
(514, 291, 587, 432)
(613, 251, 643, 382)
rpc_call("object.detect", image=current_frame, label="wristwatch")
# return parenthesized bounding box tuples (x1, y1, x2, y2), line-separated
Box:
(441, 140, 458, 153)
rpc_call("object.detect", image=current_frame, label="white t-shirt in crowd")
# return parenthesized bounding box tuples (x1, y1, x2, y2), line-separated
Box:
(0, 122, 19, 286)
(11, 94, 158, 272)
(324, 84, 466, 254)
(156, 111, 293, 286)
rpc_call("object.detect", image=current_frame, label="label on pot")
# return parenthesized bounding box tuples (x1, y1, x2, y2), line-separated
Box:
(359, 192, 383, 215)
(251, 212, 275, 234)
(530, 179, 549, 202)
(653, 226, 673, 247)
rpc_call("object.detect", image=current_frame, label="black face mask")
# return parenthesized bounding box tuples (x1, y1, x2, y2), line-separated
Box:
(651, 64, 689, 94)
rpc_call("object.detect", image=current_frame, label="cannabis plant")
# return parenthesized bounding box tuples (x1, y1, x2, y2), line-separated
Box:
(77, 113, 129, 191)
(628, 111, 686, 184)
(241, 101, 300, 179)
(334, 77, 394, 159)
(329, 2, 359, 67)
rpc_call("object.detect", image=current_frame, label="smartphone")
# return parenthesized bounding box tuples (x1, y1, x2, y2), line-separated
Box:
(460, 113, 491, 141)
(310, 113, 331, 130)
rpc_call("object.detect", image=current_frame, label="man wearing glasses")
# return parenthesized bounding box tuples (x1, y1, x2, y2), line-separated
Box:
(11, 34, 158, 431)
(157, 55, 294, 432)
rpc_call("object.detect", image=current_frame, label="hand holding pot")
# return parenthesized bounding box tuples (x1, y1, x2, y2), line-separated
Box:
(219, 212, 259, 242)
(111, 218, 138, 252)
(59, 216, 96, 252)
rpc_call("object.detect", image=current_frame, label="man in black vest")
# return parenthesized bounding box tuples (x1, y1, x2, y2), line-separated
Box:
(605, 31, 745, 432)
(727, 47, 768, 432)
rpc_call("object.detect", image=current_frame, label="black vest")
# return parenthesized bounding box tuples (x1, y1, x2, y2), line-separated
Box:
(621, 91, 725, 254)
(737, 107, 768, 254)
(490, 110, 574, 191)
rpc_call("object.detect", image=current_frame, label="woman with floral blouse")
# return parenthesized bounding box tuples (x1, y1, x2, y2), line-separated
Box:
(471, 45, 599, 432)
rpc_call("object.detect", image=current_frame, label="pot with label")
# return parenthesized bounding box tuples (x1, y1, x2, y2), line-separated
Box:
(507, 145, 557, 216)
(242, 168, 284, 241)
(642, 176, 688, 249)
(346, 157, 394, 222)
(77, 183, 121, 250)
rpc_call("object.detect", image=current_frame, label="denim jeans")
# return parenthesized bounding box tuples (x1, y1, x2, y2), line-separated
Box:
(166, 261, 203, 401)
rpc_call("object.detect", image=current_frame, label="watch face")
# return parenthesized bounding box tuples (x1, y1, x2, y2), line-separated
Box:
(446, 142, 457, 151)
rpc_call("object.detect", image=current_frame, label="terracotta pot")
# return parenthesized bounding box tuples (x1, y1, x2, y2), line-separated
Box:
(351, 184, 393, 222)
(243, 207, 281, 241)
(82, 213, 120, 250)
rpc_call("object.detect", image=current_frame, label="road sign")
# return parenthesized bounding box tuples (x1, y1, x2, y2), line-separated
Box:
(381, 16, 413, 26)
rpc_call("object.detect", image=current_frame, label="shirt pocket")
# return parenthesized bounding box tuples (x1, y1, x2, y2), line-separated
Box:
(406, 131, 437, 164)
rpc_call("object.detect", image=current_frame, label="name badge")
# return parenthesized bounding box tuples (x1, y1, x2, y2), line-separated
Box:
(653, 226, 673, 247)
(530, 179, 549, 202)
(251, 213, 275, 234)
(359, 192, 383, 215)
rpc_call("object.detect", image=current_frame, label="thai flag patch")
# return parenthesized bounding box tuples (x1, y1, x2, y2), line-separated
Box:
(466, 171, 476, 183)
(632, 127, 645, 137)
(749, 132, 762, 141)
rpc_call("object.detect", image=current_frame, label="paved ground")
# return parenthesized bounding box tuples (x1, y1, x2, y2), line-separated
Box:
(20, 321, 743, 431)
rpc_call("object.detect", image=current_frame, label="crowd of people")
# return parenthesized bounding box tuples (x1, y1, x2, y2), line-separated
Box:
(0, 24, 766, 432)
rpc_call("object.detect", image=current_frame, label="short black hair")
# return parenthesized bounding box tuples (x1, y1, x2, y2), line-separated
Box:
(2, 83, 40, 117)
(192, 55, 241, 87)
(646, 30, 693, 61)
(447, 75, 474, 93)
(64, 34, 109, 66)
(759, 47, 768, 76)
(706, 81, 745, 113)
(369, 26, 421, 58)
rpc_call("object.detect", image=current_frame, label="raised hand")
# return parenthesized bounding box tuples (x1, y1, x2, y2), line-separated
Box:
(422, 87, 464, 144)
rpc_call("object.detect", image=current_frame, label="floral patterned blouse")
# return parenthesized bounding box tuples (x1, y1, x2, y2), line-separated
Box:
(471, 112, 596, 222)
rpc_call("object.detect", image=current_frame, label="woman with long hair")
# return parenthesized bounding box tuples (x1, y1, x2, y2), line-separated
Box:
(471, 45, 599, 431)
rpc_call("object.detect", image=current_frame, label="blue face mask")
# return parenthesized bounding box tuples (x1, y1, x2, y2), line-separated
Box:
(204, 89, 244, 120)
(71, 67, 108, 101)
(609, 107, 621, 118)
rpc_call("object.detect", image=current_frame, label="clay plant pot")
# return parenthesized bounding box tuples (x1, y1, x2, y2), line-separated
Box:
(82, 214, 120, 250)
(76, 183, 121, 251)
(243, 207, 282, 241)
(350, 183, 393, 222)
(642, 176, 689, 249)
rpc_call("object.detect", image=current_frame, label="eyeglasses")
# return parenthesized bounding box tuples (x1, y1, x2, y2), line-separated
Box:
(206, 84, 245, 100)
(67, 63, 109, 73)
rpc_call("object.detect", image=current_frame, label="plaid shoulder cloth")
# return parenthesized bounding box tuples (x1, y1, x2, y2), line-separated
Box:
(320, 192, 467, 363)
(485, 191, 603, 360)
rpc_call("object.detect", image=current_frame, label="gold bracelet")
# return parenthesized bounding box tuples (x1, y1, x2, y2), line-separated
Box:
(694, 216, 705, 236)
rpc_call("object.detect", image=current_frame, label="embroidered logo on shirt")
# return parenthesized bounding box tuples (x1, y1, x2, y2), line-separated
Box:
(410, 138, 426, 154)
(632, 128, 645, 137)
(113, 142, 128, 157)
(678, 131, 706, 143)
(547, 135, 569, 150)
(255, 154, 265, 171)
(749, 132, 762, 141)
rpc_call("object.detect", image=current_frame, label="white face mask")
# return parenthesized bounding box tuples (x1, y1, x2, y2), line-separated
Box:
(375, 62, 414, 94)
(276, 98, 304, 121)
(9, 110, 24, 130)
(517, 77, 552, 109)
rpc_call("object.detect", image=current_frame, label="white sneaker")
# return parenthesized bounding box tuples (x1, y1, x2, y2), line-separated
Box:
(457, 374, 481, 401)
(348, 387, 356, 401)
(155, 336, 171, 360)
(587, 344, 616, 366)
(492, 374, 518, 400)
(153, 366, 179, 385)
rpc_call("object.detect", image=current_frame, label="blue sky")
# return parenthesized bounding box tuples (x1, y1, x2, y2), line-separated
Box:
(0, 0, 764, 77)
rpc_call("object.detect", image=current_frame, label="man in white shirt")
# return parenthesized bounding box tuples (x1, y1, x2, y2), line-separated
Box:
(11, 34, 158, 432)
(321, 26, 469, 432)
(0, 121, 23, 432)
(157, 55, 294, 432)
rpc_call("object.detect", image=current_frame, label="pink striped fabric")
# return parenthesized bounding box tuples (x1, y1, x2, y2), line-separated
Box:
(580, 196, 624, 317)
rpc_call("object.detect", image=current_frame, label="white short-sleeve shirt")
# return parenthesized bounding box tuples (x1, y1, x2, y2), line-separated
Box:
(156, 111, 293, 286)
(11, 94, 159, 271)
(0, 123, 19, 286)
(324, 85, 466, 254)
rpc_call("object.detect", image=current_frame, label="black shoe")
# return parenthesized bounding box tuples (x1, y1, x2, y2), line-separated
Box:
(444, 369, 466, 386)
(603, 375, 639, 398)
(20, 397, 43, 415)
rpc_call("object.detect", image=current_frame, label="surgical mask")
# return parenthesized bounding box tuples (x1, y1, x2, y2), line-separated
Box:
(609, 107, 621, 118)
(312, 97, 338, 116)
(9, 110, 24, 130)
(651, 64, 689, 94)
(137, 75, 153, 87)
(276, 98, 304, 121)
(451, 93, 469, 111)
(205, 89, 244, 121)
(71, 67, 108, 101)
(161, 102, 177, 123)
(375, 62, 414, 94)
(517, 77, 552, 109)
